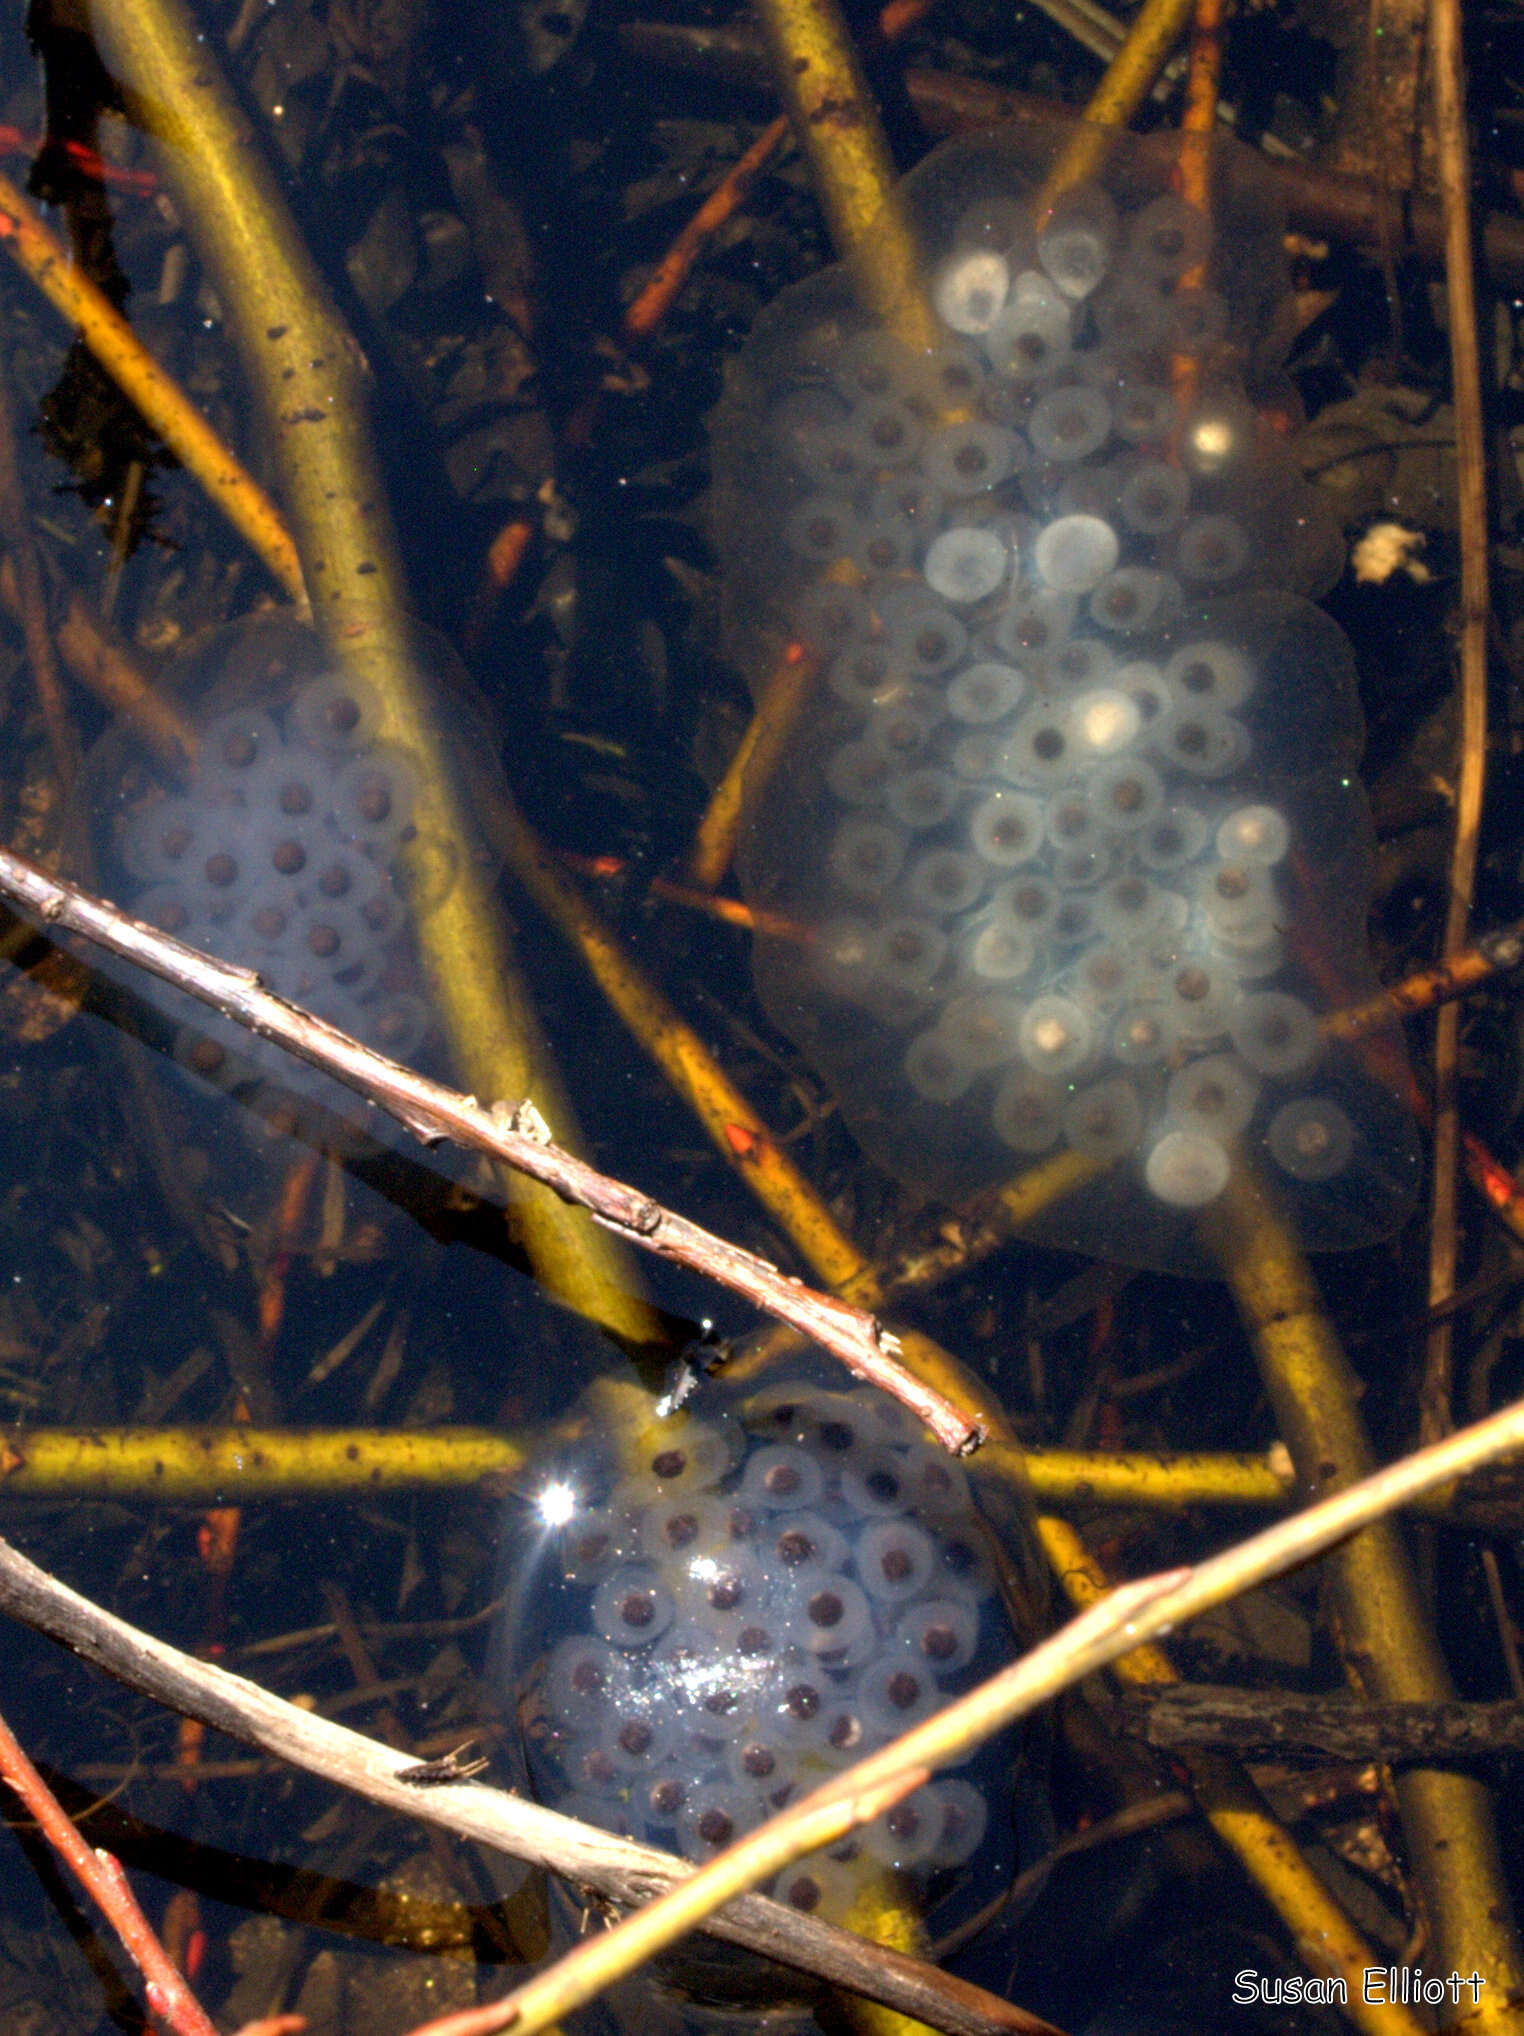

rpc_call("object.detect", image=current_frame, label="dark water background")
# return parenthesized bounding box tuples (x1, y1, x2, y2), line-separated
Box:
(0, 0, 1521, 2031)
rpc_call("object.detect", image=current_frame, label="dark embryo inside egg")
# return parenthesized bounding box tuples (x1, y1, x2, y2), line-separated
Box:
(709, 127, 1422, 1272)
(499, 1370, 1027, 1971)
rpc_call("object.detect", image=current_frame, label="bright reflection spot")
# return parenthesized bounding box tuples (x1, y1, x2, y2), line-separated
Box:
(1071, 689, 1139, 756)
(536, 1480, 578, 1528)
(1032, 1015, 1070, 1057)
(1190, 418, 1234, 463)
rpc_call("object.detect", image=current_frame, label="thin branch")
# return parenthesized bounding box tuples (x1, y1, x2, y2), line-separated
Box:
(1323, 920, 1524, 1041)
(0, 173, 307, 607)
(12, 1423, 1524, 1527)
(0, 1535, 1045, 2036)
(440, 1574, 1185, 2036)
(0, 556, 197, 772)
(1422, 0, 1491, 1448)
(0, 1698, 219, 2036)
(615, 25, 1524, 285)
(0, 844, 978, 1455)
(6, 1385, 1521, 2035)
(441, 1389, 1524, 2036)
(1111, 1685, 1524, 1763)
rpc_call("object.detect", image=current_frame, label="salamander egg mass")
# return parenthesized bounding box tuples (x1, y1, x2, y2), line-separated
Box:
(496, 1371, 1035, 2022)
(710, 127, 1421, 1273)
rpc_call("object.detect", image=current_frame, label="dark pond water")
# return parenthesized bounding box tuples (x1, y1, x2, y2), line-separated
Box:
(0, 1, 1520, 2033)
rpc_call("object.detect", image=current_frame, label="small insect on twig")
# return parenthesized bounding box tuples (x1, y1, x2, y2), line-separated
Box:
(395, 1742, 490, 1786)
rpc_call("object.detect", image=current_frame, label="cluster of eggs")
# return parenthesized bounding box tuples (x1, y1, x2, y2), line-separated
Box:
(506, 1377, 1020, 1932)
(98, 627, 439, 1148)
(712, 129, 1419, 1269)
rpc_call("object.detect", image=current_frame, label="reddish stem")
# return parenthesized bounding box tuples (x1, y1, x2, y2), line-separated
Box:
(0, 1702, 219, 2036)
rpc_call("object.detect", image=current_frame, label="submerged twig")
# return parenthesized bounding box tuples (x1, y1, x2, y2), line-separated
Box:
(0, 559, 197, 772)
(753, 0, 934, 343)
(7, 1425, 1520, 1526)
(1209, 1167, 1524, 2016)
(686, 640, 820, 891)
(1036, 0, 1200, 202)
(1423, 0, 1491, 1451)
(1463, 1131, 1524, 1250)
(0, 1698, 219, 2036)
(800, 1256, 1464, 2036)
(473, 760, 880, 1300)
(1030, 1511, 1416, 2036)
(92, 0, 664, 1354)
(622, 115, 790, 346)
(0, 845, 979, 1453)
(449, 1578, 1182, 2036)
(0, 173, 306, 608)
(1324, 922, 1524, 1040)
(9, 1401, 1524, 2029)
(0, 1427, 527, 1501)
(1113, 1685, 1524, 1764)
(0, 358, 77, 790)
(618, 23, 1524, 283)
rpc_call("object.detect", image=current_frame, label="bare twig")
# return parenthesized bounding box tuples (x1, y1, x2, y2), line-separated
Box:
(0, 844, 978, 1454)
(439, 1574, 1185, 2036)
(1111, 1685, 1524, 1763)
(0, 1697, 219, 2036)
(1323, 922, 1524, 1041)
(1000, 1791, 1193, 1917)
(0, 554, 198, 773)
(431, 1388, 1524, 2036)
(7, 1388, 1524, 2036)
(1423, 0, 1491, 1448)
(0, 1537, 1051, 2036)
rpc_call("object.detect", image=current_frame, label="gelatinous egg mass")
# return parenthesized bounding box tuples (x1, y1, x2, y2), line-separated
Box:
(709, 128, 1421, 1272)
(500, 1375, 1022, 1946)
(98, 624, 443, 1152)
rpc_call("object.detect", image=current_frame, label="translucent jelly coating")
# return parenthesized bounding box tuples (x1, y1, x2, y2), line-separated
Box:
(709, 126, 1420, 1271)
(500, 1376, 1023, 1950)
(709, 129, 1343, 707)
(99, 638, 439, 1148)
(737, 589, 1420, 1266)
